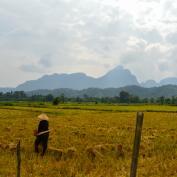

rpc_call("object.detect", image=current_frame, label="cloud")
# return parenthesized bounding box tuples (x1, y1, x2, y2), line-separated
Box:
(39, 54, 53, 68)
(136, 29, 163, 43)
(120, 38, 175, 81)
(161, 20, 177, 24)
(0, 0, 177, 86)
(20, 64, 45, 73)
(19, 54, 54, 73)
(166, 32, 177, 44)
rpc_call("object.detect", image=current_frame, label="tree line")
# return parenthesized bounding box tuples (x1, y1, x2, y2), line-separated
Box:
(0, 91, 177, 105)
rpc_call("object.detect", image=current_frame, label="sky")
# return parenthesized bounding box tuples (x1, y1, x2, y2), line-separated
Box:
(0, 0, 177, 87)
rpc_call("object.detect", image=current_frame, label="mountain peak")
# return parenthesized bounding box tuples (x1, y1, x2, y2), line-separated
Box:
(141, 80, 158, 88)
(114, 65, 124, 70)
(98, 65, 139, 88)
(107, 65, 132, 75)
(109, 65, 125, 72)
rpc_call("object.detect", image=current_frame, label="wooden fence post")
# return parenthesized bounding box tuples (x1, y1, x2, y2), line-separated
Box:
(130, 112, 144, 177)
(16, 140, 21, 177)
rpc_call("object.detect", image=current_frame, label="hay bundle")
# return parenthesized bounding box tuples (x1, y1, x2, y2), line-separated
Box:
(0, 142, 16, 151)
(48, 147, 64, 161)
(86, 147, 96, 161)
(94, 143, 125, 159)
(0, 143, 3, 149)
(49, 146, 77, 160)
(94, 144, 108, 154)
(115, 144, 124, 159)
(72, 130, 86, 138)
(9, 143, 16, 151)
(104, 143, 116, 151)
(4, 127, 11, 132)
(86, 146, 103, 161)
(65, 147, 77, 159)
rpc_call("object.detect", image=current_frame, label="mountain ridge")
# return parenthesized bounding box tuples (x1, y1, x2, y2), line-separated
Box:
(15, 65, 139, 91)
(1, 65, 177, 92)
(27, 85, 177, 98)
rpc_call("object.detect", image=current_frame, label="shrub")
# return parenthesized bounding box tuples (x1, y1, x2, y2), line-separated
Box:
(53, 97, 60, 105)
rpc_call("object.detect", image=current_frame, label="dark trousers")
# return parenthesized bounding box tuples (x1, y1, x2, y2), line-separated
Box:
(34, 134, 49, 156)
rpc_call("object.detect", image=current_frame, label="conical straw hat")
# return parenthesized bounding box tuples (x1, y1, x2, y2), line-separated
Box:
(38, 113, 49, 121)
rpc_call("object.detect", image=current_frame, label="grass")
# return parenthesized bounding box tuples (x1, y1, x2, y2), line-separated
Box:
(0, 103, 177, 177)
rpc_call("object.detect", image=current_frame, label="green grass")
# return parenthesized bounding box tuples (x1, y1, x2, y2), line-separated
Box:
(1, 102, 177, 112)
(0, 104, 177, 177)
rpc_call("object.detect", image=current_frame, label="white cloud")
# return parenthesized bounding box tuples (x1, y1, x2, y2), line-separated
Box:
(0, 0, 177, 86)
(120, 40, 176, 82)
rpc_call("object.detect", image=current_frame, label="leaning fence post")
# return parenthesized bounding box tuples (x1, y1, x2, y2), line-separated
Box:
(16, 140, 21, 177)
(130, 112, 144, 177)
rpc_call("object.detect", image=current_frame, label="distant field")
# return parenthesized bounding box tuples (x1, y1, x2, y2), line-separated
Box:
(0, 104, 177, 177)
(1, 102, 177, 112)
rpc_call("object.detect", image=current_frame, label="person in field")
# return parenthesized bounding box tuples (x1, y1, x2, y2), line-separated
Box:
(34, 113, 50, 156)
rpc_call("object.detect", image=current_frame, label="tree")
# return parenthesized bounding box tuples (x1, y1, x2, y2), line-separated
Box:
(160, 96, 165, 105)
(150, 98, 154, 104)
(76, 97, 82, 103)
(52, 97, 60, 105)
(45, 94, 54, 102)
(59, 94, 65, 103)
(119, 91, 130, 103)
(171, 96, 177, 105)
(164, 98, 171, 104)
(13, 91, 26, 100)
(142, 98, 149, 103)
(130, 96, 140, 103)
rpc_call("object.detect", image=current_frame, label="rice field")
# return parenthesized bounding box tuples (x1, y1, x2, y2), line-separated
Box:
(0, 104, 177, 177)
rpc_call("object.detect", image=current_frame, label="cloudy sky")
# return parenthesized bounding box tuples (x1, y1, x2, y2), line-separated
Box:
(0, 0, 177, 87)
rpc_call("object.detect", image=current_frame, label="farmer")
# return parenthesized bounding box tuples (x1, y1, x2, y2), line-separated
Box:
(34, 113, 50, 156)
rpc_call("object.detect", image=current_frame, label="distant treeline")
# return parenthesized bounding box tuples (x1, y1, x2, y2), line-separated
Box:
(1, 91, 177, 105)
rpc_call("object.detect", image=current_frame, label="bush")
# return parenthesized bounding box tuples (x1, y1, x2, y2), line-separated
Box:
(53, 97, 60, 105)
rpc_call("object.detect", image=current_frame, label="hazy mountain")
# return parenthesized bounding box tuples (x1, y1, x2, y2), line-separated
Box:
(141, 77, 177, 88)
(140, 77, 177, 88)
(0, 87, 14, 93)
(159, 77, 177, 86)
(1, 65, 177, 93)
(98, 66, 139, 88)
(27, 85, 177, 98)
(15, 65, 139, 91)
(141, 80, 158, 88)
(16, 73, 97, 91)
